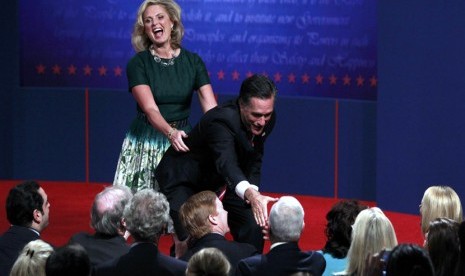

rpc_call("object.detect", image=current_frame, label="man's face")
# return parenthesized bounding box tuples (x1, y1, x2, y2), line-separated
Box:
(37, 187, 50, 230)
(214, 198, 229, 234)
(240, 97, 275, 136)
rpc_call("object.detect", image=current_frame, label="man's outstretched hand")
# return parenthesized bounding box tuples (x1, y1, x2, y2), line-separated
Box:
(244, 188, 278, 227)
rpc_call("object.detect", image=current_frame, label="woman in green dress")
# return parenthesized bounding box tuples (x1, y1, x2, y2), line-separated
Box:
(114, 0, 217, 192)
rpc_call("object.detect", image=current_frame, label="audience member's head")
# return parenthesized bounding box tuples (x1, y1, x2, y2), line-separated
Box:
(385, 243, 434, 276)
(9, 240, 53, 276)
(424, 217, 460, 276)
(322, 200, 367, 258)
(179, 191, 229, 239)
(268, 196, 305, 243)
(45, 243, 90, 276)
(90, 185, 132, 236)
(457, 221, 465, 276)
(123, 189, 170, 242)
(185, 247, 231, 276)
(6, 180, 50, 232)
(420, 185, 463, 235)
(344, 207, 397, 276)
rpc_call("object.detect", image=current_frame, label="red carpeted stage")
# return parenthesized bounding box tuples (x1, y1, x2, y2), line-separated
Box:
(0, 180, 423, 254)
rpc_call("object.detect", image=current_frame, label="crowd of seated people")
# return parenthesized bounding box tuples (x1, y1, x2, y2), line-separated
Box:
(1, 181, 464, 276)
(362, 185, 464, 276)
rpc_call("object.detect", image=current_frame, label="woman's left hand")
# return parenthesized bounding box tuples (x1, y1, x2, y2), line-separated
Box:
(169, 129, 190, 152)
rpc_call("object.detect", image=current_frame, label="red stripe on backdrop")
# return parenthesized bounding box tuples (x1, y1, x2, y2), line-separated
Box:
(0, 181, 424, 254)
(85, 88, 90, 184)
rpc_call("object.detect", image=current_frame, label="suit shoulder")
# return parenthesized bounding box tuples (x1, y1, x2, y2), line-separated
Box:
(236, 254, 264, 275)
(233, 241, 259, 254)
(238, 253, 264, 265)
(304, 250, 327, 273)
(305, 250, 325, 261)
(159, 253, 188, 266)
(207, 101, 239, 119)
(158, 254, 188, 273)
(93, 257, 120, 276)
(69, 232, 91, 242)
(199, 101, 241, 131)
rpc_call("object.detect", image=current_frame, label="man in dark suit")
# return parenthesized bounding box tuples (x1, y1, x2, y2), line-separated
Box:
(0, 180, 51, 276)
(179, 191, 258, 274)
(93, 189, 187, 276)
(236, 196, 326, 276)
(69, 185, 132, 267)
(156, 74, 278, 256)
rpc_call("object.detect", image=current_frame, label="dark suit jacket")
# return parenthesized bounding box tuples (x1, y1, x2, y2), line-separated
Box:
(236, 242, 326, 276)
(180, 233, 258, 275)
(156, 99, 275, 224)
(93, 242, 187, 276)
(69, 232, 130, 267)
(157, 99, 275, 194)
(0, 225, 40, 276)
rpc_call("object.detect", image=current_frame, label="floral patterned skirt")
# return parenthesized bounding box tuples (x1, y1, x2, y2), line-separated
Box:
(113, 113, 190, 192)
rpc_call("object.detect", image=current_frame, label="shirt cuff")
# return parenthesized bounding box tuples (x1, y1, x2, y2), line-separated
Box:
(235, 181, 259, 200)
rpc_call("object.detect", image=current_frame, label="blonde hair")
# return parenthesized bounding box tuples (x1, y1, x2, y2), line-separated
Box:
(344, 207, 398, 276)
(179, 191, 218, 239)
(186, 248, 231, 276)
(420, 186, 463, 234)
(10, 240, 54, 276)
(131, 0, 184, 52)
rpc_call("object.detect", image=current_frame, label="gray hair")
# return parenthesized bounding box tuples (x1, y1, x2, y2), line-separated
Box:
(91, 186, 133, 235)
(124, 189, 170, 242)
(10, 239, 54, 276)
(269, 196, 305, 242)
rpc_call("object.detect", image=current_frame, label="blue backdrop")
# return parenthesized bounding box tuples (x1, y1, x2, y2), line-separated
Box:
(20, 0, 377, 100)
(2, 0, 378, 205)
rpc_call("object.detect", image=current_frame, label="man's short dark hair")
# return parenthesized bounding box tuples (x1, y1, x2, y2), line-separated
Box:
(238, 74, 277, 106)
(6, 181, 44, 227)
(45, 244, 91, 276)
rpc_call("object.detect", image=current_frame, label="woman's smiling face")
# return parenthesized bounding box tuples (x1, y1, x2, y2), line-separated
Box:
(143, 4, 173, 47)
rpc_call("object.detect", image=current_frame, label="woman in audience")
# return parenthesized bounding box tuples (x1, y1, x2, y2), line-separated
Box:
(319, 200, 367, 276)
(419, 185, 463, 237)
(424, 218, 460, 276)
(385, 243, 434, 276)
(335, 207, 398, 276)
(457, 221, 465, 276)
(9, 239, 54, 276)
(185, 247, 230, 276)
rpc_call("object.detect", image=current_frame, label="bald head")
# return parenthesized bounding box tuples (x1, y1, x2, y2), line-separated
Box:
(91, 186, 132, 235)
